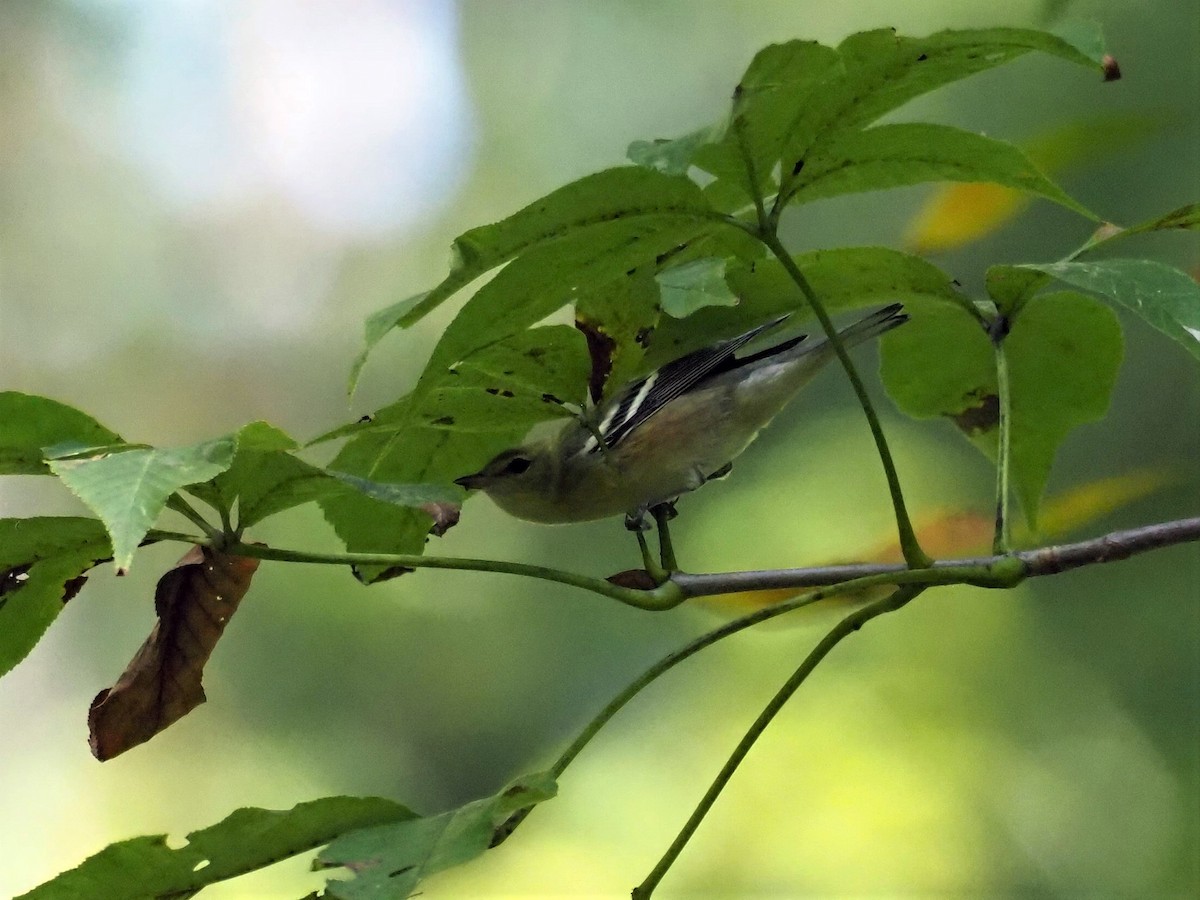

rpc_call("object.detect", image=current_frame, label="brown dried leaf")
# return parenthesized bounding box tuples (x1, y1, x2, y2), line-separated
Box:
(88, 546, 260, 761)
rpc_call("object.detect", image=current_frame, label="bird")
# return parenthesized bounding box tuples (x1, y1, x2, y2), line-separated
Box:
(454, 304, 907, 526)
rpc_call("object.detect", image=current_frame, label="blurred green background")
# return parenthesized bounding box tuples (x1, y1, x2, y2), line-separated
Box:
(2, 1, 1197, 897)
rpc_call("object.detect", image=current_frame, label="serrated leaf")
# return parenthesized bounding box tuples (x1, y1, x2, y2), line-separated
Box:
(356, 168, 716, 370)
(657, 257, 739, 318)
(416, 214, 721, 401)
(690, 39, 841, 209)
(49, 439, 236, 573)
(0, 392, 123, 475)
(1005, 292, 1123, 523)
(348, 291, 429, 396)
(906, 113, 1161, 253)
(790, 123, 1094, 218)
(19, 796, 415, 900)
(1022, 259, 1200, 360)
(1, 517, 111, 679)
(778, 25, 1109, 204)
(318, 772, 556, 900)
(452, 325, 591, 407)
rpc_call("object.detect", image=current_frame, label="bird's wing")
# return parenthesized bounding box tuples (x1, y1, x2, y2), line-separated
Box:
(585, 315, 795, 453)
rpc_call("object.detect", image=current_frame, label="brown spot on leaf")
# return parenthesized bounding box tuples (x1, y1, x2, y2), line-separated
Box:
(1102, 54, 1121, 81)
(635, 326, 655, 348)
(88, 546, 260, 761)
(575, 318, 616, 405)
(420, 501, 461, 536)
(485, 387, 500, 395)
(949, 393, 1000, 436)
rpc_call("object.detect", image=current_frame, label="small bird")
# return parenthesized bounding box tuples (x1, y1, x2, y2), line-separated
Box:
(455, 304, 907, 525)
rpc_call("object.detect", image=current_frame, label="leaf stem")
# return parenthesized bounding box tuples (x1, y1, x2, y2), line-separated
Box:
(757, 229, 930, 568)
(652, 505, 678, 571)
(632, 585, 925, 899)
(165, 494, 222, 543)
(992, 332, 1013, 554)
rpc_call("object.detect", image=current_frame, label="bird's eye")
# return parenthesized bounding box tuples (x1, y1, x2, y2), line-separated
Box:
(503, 456, 532, 475)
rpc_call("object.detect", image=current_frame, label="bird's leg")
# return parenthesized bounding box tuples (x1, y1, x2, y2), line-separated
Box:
(650, 502, 679, 572)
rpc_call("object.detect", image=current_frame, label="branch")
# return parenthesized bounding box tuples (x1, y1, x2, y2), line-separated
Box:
(224, 541, 686, 611)
(670, 516, 1200, 596)
(632, 585, 926, 899)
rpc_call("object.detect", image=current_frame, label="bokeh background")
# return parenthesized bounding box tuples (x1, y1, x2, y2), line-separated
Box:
(2, 1, 1197, 897)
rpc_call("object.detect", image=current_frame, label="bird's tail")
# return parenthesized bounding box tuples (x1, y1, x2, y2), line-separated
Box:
(826, 303, 909, 349)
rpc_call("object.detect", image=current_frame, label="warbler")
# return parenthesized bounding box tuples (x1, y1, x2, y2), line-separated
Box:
(455, 304, 907, 525)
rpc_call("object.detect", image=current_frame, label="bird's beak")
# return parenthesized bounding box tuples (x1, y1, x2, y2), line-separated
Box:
(454, 472, 486, 491)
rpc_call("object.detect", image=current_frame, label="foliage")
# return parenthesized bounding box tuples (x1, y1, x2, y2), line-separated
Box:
(3, 23, 1197, 899)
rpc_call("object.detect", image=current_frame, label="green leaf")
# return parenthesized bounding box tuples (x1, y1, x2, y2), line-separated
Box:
(627, 126, 716, 175)
(790, 123, 1095, 218)
(188, 421, 300, 514)
(986, 264, 1052, 317)
(318, 772, 556, 900)
(452, 325, 591, 407)
(1, 517, 111, 679)
(691, 39, 840, 208)
(18, 796, 414, 900)
(1006, 292, 1123, 524)
(1022, 259, 1200, 360)
(657, 257, 739, 318)
(648, 246, 973, 369)
(321, 426, 521, 582)
(415, 214, 722, 400)
(0, 393, 122, 475)
(575, 268, 663, 402)
(348, 291, 429, 396)
(778, 25, 1109, 202)
(48, 439, 236, 573)
(880, 291, 1124, 526)
(360, 165, 715, 343)
(880, 300, 998, 455)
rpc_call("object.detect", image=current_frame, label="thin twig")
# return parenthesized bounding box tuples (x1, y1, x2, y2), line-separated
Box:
(632, 585, 926, 899)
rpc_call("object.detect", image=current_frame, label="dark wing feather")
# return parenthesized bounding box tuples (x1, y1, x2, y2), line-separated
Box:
(590, 315, 793, 452)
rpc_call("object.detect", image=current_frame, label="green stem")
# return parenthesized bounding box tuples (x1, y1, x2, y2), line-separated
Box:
(652, 505, 679, 571)
(493, 567, 996, 846)
(757, 229, 930, 568)
(165, 494, 222, 543)
(636, 529, 668, 584)
(227, 541, 685, 611)
(632, 584, 925, 899)
(992, 337, 1013, 555)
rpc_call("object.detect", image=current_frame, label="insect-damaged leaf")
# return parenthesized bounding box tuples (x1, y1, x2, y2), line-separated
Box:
(88, 546, 260, 761)
(1, 517, 113, 679)
(316, 771, 557, 899)
(18, 796, 415, 899)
